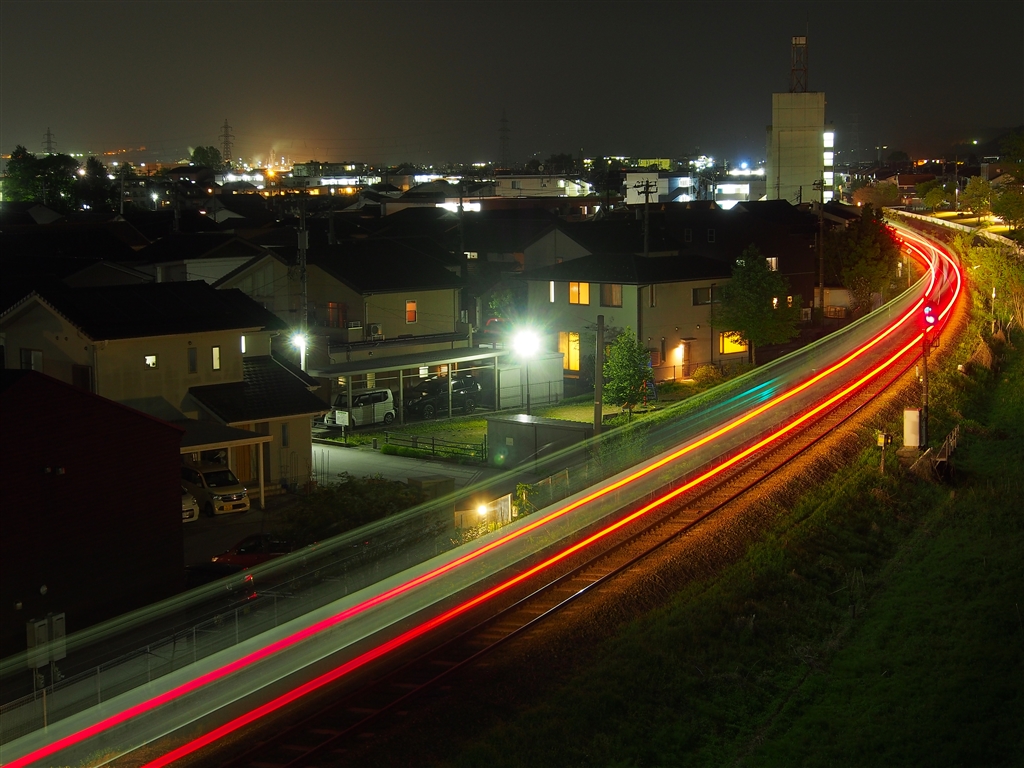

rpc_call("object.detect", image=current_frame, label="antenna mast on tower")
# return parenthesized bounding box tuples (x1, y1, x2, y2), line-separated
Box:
(499, 110, 510, 170)
(790, 35, 808, 93)
(219, 119, 235, 168)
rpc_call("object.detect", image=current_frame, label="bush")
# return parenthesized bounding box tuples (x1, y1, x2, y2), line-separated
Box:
(691, 364, 723, 388)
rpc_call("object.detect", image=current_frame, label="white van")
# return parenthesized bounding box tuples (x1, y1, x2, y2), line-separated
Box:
(324, 388, 396, 427)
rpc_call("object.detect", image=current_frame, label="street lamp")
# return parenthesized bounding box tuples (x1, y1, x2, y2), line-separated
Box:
(291, 333, 307, 372)
(512, 329, 540, 415)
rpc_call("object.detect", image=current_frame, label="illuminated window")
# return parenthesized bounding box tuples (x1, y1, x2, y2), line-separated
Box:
(823, 131, 835, 149)
(549, 281, 555, 303)
(600, 283, 622, 307)
(187, 347, 198, 374)
(719, 332, 748, 354)
(772, 297, 779, 309)
(326, 301, 343, 327)
(787, 295, 794, 308)
(823, 151, 834, 166)
(419, 366, 428, 377)
(144, 354, 158, 368)
(406, 300, 417, 323)
(569, 282, 590, 305)
(367, 372, 375, 388)
(558, 331, 580, 371)
(212, 346, 221, 370)
(766, 257, 778, 271)
(241, 335, 246, 353)
(465, 251, 478, 259)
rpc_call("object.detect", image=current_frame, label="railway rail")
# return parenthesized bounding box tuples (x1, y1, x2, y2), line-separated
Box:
(200, 326, 925, 768)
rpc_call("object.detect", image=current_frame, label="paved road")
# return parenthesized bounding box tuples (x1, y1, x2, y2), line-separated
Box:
(310, 441, 506, 488)
(183, 444, 509, 566)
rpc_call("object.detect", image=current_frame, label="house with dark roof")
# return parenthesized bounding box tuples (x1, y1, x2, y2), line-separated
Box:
(0, 370, 185, 658)
(216, 241, 467, 365)
(1, 281, 326, 497)
(523, 253, 742, 380)
(135, 232, 271, 283)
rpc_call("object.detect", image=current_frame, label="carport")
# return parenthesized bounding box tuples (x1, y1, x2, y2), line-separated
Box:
(174, 419, 273, 509)
(309, 348, 509, 425)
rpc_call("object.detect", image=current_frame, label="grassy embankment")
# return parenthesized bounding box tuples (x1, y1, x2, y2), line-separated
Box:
(440, 247, 1024, 766)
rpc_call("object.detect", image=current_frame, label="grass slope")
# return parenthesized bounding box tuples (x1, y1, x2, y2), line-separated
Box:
(439, 311, 1023, 766)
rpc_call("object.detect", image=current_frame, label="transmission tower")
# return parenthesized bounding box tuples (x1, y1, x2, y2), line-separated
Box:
(219, 119, 235, 167)
(789, 35, 808, 93)
(498, 110, 510, 170)
(42, 127, 57, 155)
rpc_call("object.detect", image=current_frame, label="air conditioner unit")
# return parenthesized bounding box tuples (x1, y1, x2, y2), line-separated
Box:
(367, 323, 383, 337)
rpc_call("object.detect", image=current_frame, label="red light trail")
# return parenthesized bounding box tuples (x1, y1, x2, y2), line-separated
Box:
(5, 223, 960, 768)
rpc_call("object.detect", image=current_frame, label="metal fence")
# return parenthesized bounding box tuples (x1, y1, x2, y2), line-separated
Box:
(383, 432, 487, 461)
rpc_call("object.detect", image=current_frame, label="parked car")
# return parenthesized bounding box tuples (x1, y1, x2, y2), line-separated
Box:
(405, 374, 482, 419)
(322, 388, 396, 427)
(211, 534, 294, 568)
(181, 464, 250, 516)
(181, 485, 200, 523)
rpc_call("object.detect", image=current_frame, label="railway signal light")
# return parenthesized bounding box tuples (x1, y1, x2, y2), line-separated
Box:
(923, 304, 936, 329)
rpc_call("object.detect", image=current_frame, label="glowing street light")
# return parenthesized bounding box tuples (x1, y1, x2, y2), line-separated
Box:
(512, 329, 540, 415)
(292, 333, 307, 372)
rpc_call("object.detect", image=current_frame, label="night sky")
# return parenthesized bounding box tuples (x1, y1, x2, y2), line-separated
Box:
(1, 0, 1021, 167)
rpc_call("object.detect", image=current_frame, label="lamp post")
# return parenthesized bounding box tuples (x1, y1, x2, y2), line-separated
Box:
(292, 333, 307, 372)
(512, 329, 540, 416)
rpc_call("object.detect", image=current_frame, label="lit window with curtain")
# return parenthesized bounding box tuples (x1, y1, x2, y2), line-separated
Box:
(406, 300, 417, 323)
(558, 331, 580, 371)
(569, 282, 590, 305)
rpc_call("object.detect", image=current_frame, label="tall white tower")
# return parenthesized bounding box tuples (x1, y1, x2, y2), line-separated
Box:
(765, 36, 830, 203)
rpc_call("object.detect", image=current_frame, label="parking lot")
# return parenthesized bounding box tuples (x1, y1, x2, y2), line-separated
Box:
(183, 441, 507, 566)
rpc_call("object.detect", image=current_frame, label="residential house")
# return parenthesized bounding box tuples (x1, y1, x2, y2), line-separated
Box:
(0, 371, 185, 658)
(0, 281, 326, 496)
(523, 253, 741, 381)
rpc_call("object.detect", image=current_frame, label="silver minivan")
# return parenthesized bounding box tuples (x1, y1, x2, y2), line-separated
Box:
(324, 388, 396, 427)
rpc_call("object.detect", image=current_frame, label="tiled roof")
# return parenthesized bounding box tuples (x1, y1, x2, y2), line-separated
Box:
(137, 233, 266, 264)
(189, 354, 327, 423)
(5, 281, 288, 340)
(522, 253, 731, 284)
(307, 242, 463, 292)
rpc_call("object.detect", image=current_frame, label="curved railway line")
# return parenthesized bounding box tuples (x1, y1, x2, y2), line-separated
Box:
(200, 314, 931, 768)
(2, 220, 961, 768)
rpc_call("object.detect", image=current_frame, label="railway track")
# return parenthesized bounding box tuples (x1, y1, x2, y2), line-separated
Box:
(195, 339, 923, 768)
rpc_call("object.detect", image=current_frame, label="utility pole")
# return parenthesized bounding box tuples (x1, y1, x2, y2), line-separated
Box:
(299, 197, 308, 339)
(119, 164, 126, 216)
(594, 315, 605, 436)
(633, 178, 657, 258)
(814, 178, 825, 322)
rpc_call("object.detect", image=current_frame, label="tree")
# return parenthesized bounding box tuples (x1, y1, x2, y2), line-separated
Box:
(960, 176, 992, 222)
(191, 145, 223, 169)
(714, 245, 802, 365)
(824, 205, 901, 316)
(2, 145, 40, 201)
(993, 187, 1024, 231)
(853, 181, 900, 208)
(75, 156, 116, 211)
(602, 327, 652, 414)
(924, 186, 947, 212)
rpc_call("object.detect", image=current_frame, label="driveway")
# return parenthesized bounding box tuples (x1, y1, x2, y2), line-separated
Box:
(310, 440, 506, 488)
(183, 445, 508, 566)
